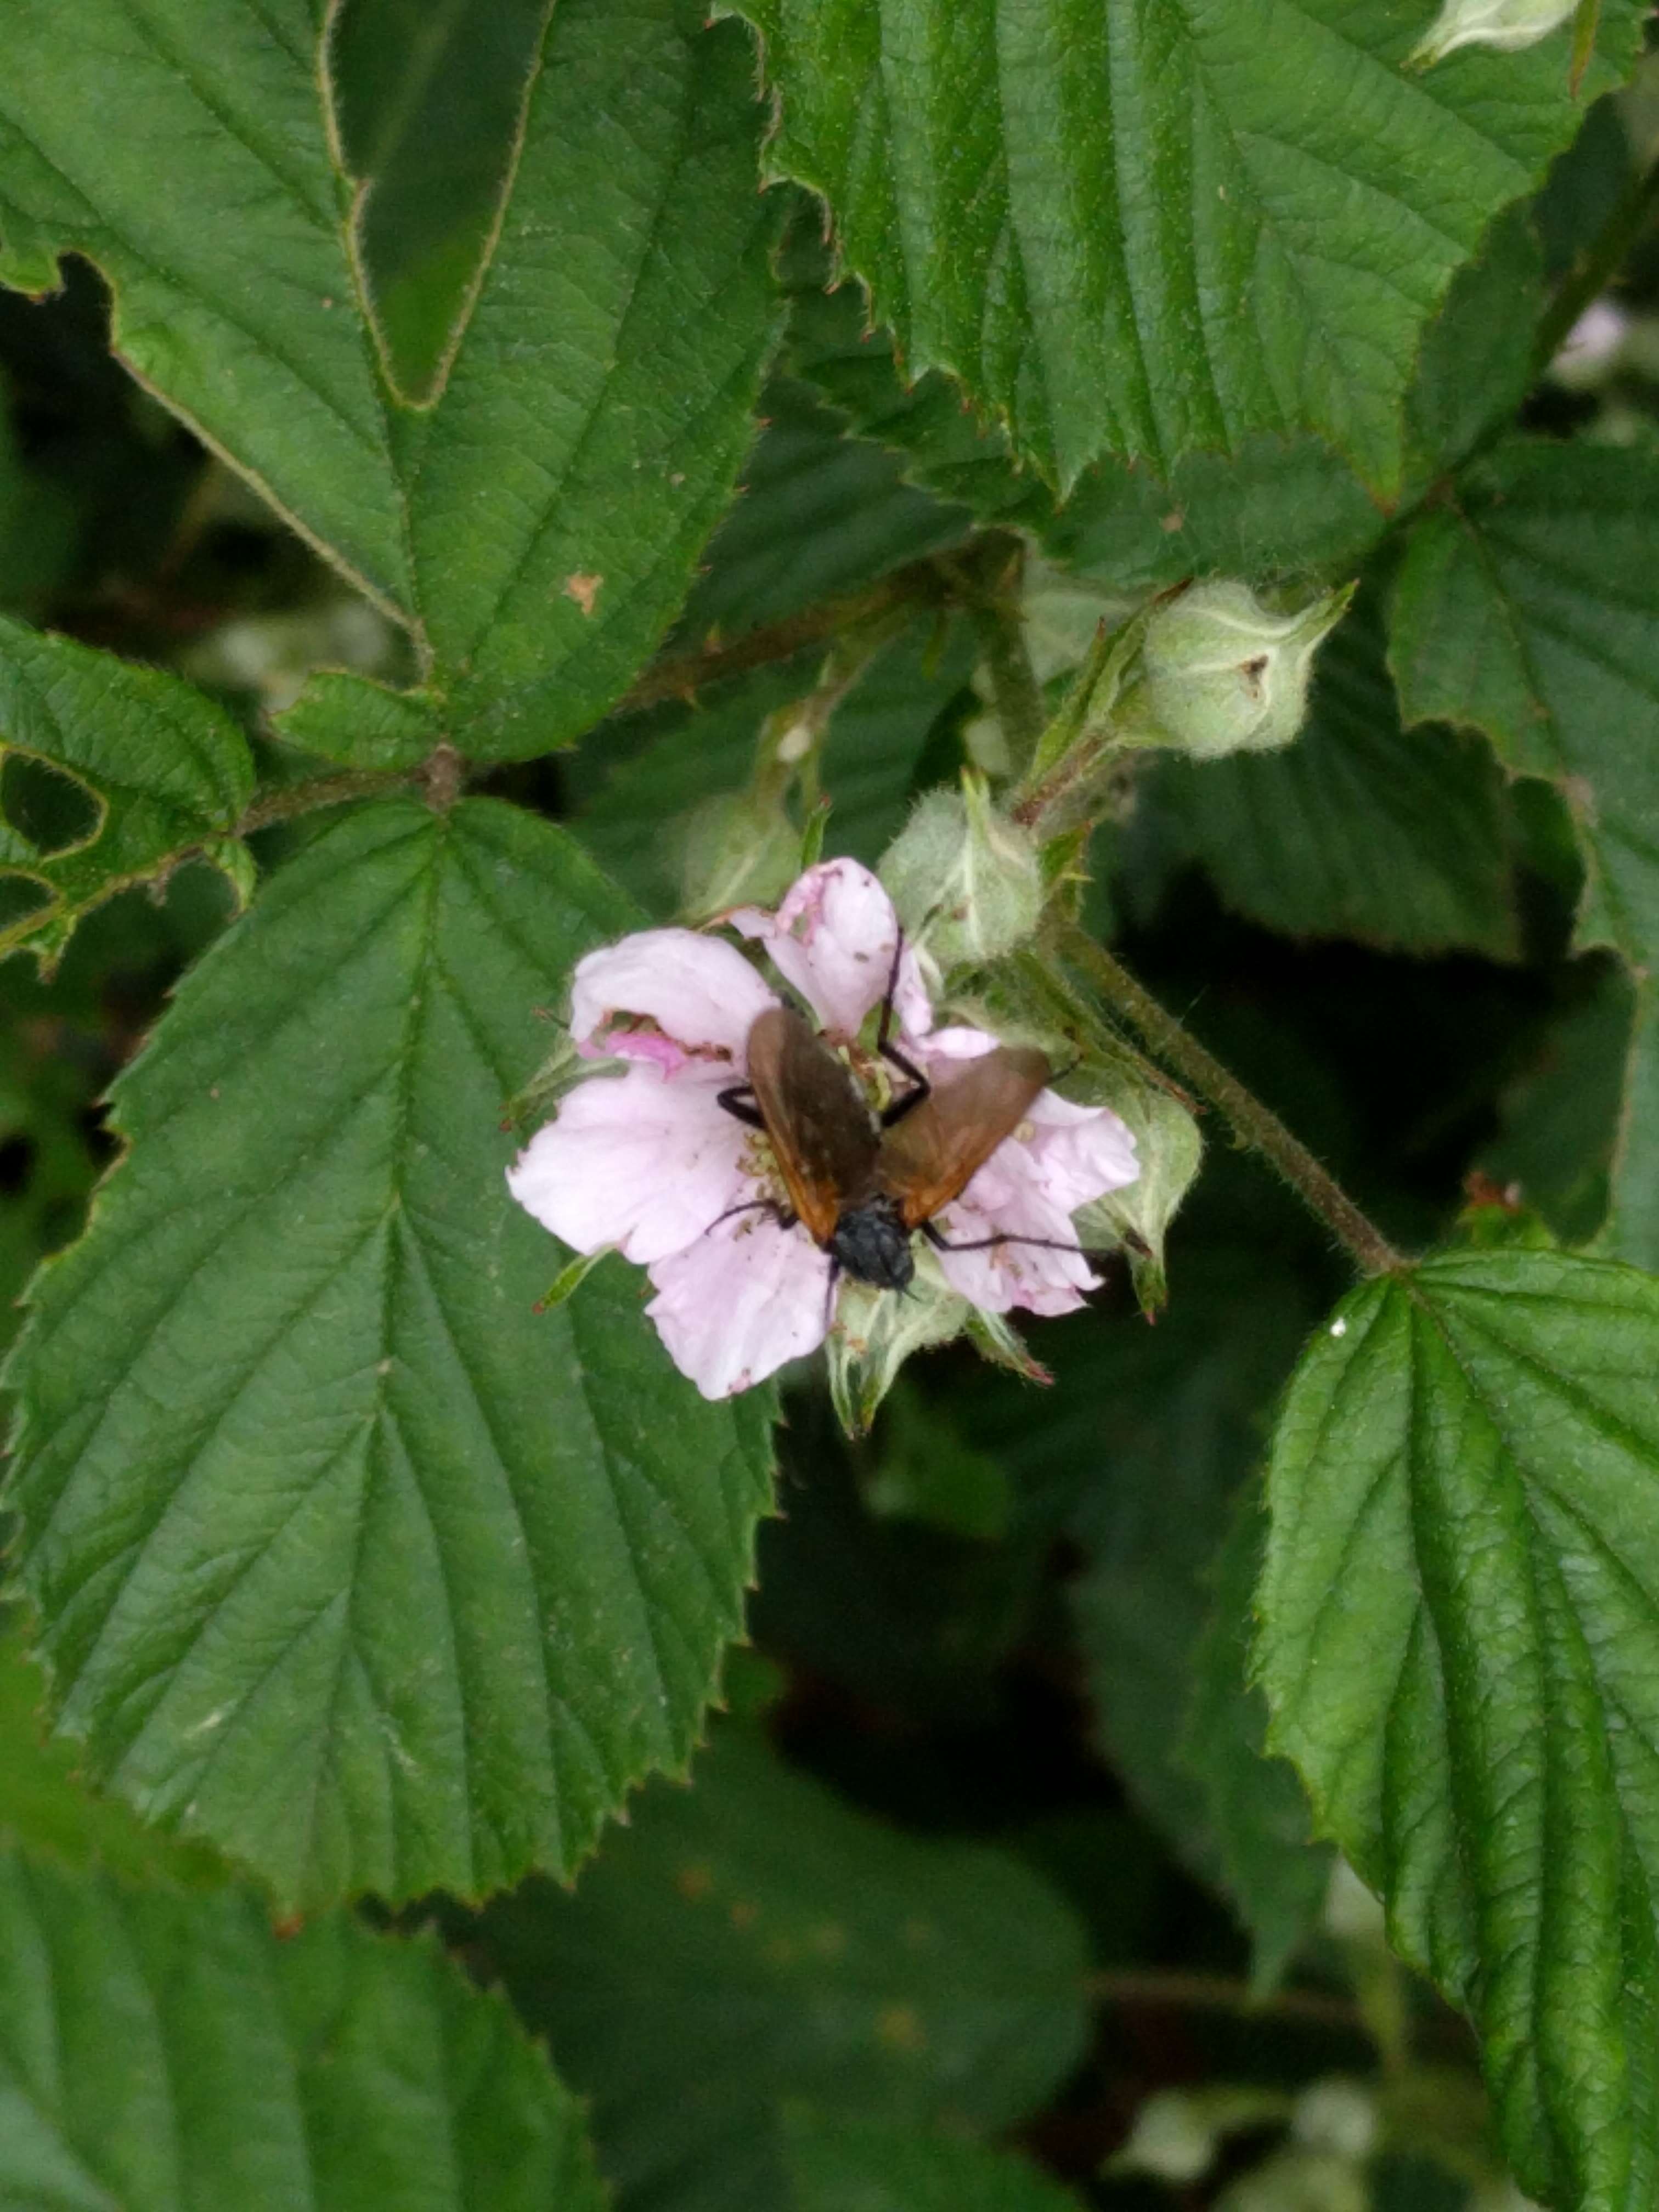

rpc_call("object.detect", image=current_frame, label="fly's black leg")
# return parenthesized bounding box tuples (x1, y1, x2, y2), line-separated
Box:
(716, 1082, 766, 1131)
(919, 1221, 1094, 1259)
(873, 930, 932, 1128)
(822, 1256, 840, 1333)
(704, 1197, 797, 1238)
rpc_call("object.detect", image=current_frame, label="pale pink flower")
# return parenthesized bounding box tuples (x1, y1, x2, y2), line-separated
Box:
(507, 859, 1139, 1400)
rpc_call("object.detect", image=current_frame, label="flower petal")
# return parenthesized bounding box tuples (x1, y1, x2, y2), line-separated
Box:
(733, 859, 927, 1038)
(932, 1171, 1099, 1317)
(646, 1213, 832, 1398)
(1024, 1097, 1139, 1214)
(569, 928, 777, 1060)
(929, 1096, 1138, 1317)
(507, 1065, 754, 1264)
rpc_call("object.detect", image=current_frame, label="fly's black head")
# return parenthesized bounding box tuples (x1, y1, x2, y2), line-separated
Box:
(829, 1194, 915, 1291)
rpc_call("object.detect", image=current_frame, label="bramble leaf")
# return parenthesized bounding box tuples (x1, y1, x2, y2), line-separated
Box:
(1256, 1251, 1659, 2212)
(720, 0, 1642, 491)
(1390, 439, 1659, 1262)
(326, 0, 551, 405)
(1180, 1483, 1331, 1993)
(0, 0, 410, 612)
(782, 2110, 1086, 2212)
(2, 798, 775, 1910)
(1125, 595, 1519, 958)
(967, 1240, 1322, 1892)
(0, 1, 782, 756)
(0, 616, 256, 970)
(0, 1842, 606, 2210)
(0, 1617, 227, 1889)
(397, 1, 782, 753)
(482, 1727, 1090, 2212)
(680, 375, 977, 641)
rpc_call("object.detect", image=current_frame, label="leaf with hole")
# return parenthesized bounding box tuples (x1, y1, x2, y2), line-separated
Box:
(0, 616, 256, 971)
(1256, 1250, 1659, 2212)
(1, 797, 776, 1910)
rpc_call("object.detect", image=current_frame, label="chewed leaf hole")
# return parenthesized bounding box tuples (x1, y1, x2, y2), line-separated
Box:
(1, 752, 100, 855)
(0, 874, 54, 934)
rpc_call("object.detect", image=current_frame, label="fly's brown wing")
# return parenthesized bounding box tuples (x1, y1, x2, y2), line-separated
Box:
(877, 1047, 1050, 1229)
(744, 1006, 880, 1246)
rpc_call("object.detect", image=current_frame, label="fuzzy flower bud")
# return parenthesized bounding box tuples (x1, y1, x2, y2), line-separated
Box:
(880, 774, 1043, 969)
(1111, 580, 1350, 761)
(1409, 0, 1575, 64)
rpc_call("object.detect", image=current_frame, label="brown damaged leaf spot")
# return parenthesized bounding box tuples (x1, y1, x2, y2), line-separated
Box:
(563, 572, 604, 617)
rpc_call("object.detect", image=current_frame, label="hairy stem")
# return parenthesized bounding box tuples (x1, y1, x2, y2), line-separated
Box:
(617, 559, 951, 714)
(1054, 923, 1407, 1277)
(236, 768, 411, 835)
(1531, 144, 1659, 374)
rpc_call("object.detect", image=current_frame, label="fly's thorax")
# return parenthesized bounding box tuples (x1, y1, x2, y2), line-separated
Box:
(829, 1194, 916, 1290)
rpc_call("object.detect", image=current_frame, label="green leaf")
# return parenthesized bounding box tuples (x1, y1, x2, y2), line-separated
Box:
(0, 615, 256, 969)
(782, 2110, 1085, 2212)
(1049, 436, 1386, 596)
(1389, 438, 1659, 1261)
(1480, 954, 1634, 1247)
(1255, 1250, 1659, 2212)
(0, 1842, 606, 2210)
(327, 0, 551, 404)
(273, 669, 445, 771)
(967, 1240, 1323, 1889)
(0, 0, 411, 613)
(782, 270, 1046, 531)
(719, 0, 1641, 491)
(679, 375, 977, 641)
(395, 1, 783, 752)
(482, 1726, 1090, 2212)
(2, 797, 776, 1911)
(785, 252, 1386, 591)
(0, 1617, 227, 1889)
(1124, 594, 1518, 958)
(1400, 205, 1546, 492)
(1180, 1483, 1332, 1994)
(0, 1, 782, 755)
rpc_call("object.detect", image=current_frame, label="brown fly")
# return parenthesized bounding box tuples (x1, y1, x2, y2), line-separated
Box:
(715, 953, 1083, 1300)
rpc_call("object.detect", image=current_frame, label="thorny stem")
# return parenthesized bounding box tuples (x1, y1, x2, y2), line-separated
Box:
(1054, 921, 1408, 1278)
(616, 558, 951, 714)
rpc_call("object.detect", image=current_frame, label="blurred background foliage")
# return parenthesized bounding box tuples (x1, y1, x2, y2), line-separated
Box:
(1, 20, 1657, 2208)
